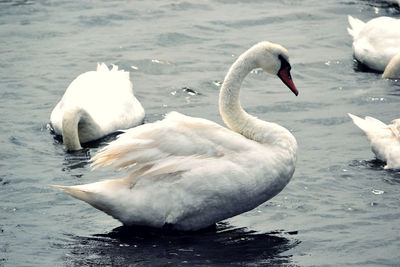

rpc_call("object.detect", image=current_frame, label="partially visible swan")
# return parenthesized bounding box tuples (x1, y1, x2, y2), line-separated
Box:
(383, 53, 400, 79)
(55, 41, 299, 231)
(348, 113, 400, 169)
(347, 15, 400, 78)
(50, 63, 145, 151)
(385, 0, 400, 6)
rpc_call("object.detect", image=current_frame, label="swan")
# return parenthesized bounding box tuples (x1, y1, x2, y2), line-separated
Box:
(347, 15, 400, 78)
(55, 41, 299, 231)
(348, 113, 400, 169)
(50, 63, 145, 151)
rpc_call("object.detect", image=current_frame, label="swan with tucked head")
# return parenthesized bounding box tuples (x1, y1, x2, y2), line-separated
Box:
(55, 41, 298, 231)
(50, 63, 145, 151)
(347, 15, 400, 79)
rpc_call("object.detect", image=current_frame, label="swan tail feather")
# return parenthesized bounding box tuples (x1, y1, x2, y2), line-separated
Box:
(52, 184, 95, 205)
(52, 179, 125, 213)
(348, 113, 387, 134)
(347, 15, 365, 38)
(364, 116, 387, 128)
(96, 62, 130, 80)
(96, 62, 110, 72)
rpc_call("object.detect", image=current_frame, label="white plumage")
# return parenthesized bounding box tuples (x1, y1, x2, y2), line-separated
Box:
(50, 63, 145, 151)
(55, 41, 299, 231)
(348, 113, 400, 169)
(347, 15, 400, 78)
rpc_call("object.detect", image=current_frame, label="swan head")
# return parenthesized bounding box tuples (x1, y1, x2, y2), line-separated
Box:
(251, 41, 298, 96)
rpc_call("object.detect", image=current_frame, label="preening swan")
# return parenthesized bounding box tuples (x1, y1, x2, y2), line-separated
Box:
(347, 15, 400, 78)
(50, 63, 145, 151)
(348, 113, 400, 169)
(55, 41, 299, 231)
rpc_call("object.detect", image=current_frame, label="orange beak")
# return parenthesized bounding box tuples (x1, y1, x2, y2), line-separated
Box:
(278, 66, 298, 96)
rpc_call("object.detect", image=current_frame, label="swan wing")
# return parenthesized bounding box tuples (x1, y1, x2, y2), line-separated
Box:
(92, 111, 256, 178)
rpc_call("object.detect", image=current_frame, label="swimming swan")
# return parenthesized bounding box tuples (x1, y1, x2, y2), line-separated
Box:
(50, 63, 145, 151)
(55, 41, 299, 231)
(348, 113, 400, 169)
(347, 15, 400, 79)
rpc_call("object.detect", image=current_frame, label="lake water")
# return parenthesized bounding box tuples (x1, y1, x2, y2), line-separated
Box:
(1, 0, 400, 266)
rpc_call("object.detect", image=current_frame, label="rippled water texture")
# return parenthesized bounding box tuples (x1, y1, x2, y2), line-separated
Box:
(1, 0, 400, 266)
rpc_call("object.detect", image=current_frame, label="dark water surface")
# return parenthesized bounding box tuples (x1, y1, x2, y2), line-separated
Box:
(1, 0, 400, 266)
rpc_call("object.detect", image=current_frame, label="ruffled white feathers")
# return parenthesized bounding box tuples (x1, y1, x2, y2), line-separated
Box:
(50, 63, 145, 151)
(348, 113, 400, 169)
(347, 15, 400, 78)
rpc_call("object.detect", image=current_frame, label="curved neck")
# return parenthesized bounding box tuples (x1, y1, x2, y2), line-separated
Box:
(382, 53, 400, 79)
(219, 52, 255, 135)
(62, 107, 83, 151)
(218, 51, 297, 151)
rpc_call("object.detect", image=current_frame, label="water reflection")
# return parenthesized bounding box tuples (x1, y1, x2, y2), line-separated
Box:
(349, 159, 400, 184)
(352, 59, 382, 75)
(47, 123, 123, 171)
(0, 0, 33, 7)
(386, 81, 400, 96)
(62, 149, 91, 171)
(349, 159, 386, 170)
(63, 223, 300, 266)
(361, 0, 400, 10)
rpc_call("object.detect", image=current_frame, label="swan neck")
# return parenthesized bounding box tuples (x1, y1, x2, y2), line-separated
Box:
(218, 49, 298, 155)
(219, 53, 256, 135)
(62, 107, 83, 151)
(382, 53, 400, 79)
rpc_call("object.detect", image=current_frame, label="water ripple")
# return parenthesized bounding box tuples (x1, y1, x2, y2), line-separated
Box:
(156, 32, 209, 47)
(61, 223, 300, 266)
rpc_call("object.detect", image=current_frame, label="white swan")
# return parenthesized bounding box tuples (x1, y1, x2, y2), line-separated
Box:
(347, 15, 400, 78)
(55, 41, 299, 231)
(50, 63, 145, 151)
(348, 113, 400, 169)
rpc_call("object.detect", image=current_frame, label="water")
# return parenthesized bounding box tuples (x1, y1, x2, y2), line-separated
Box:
(1, 0, 400, 266)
